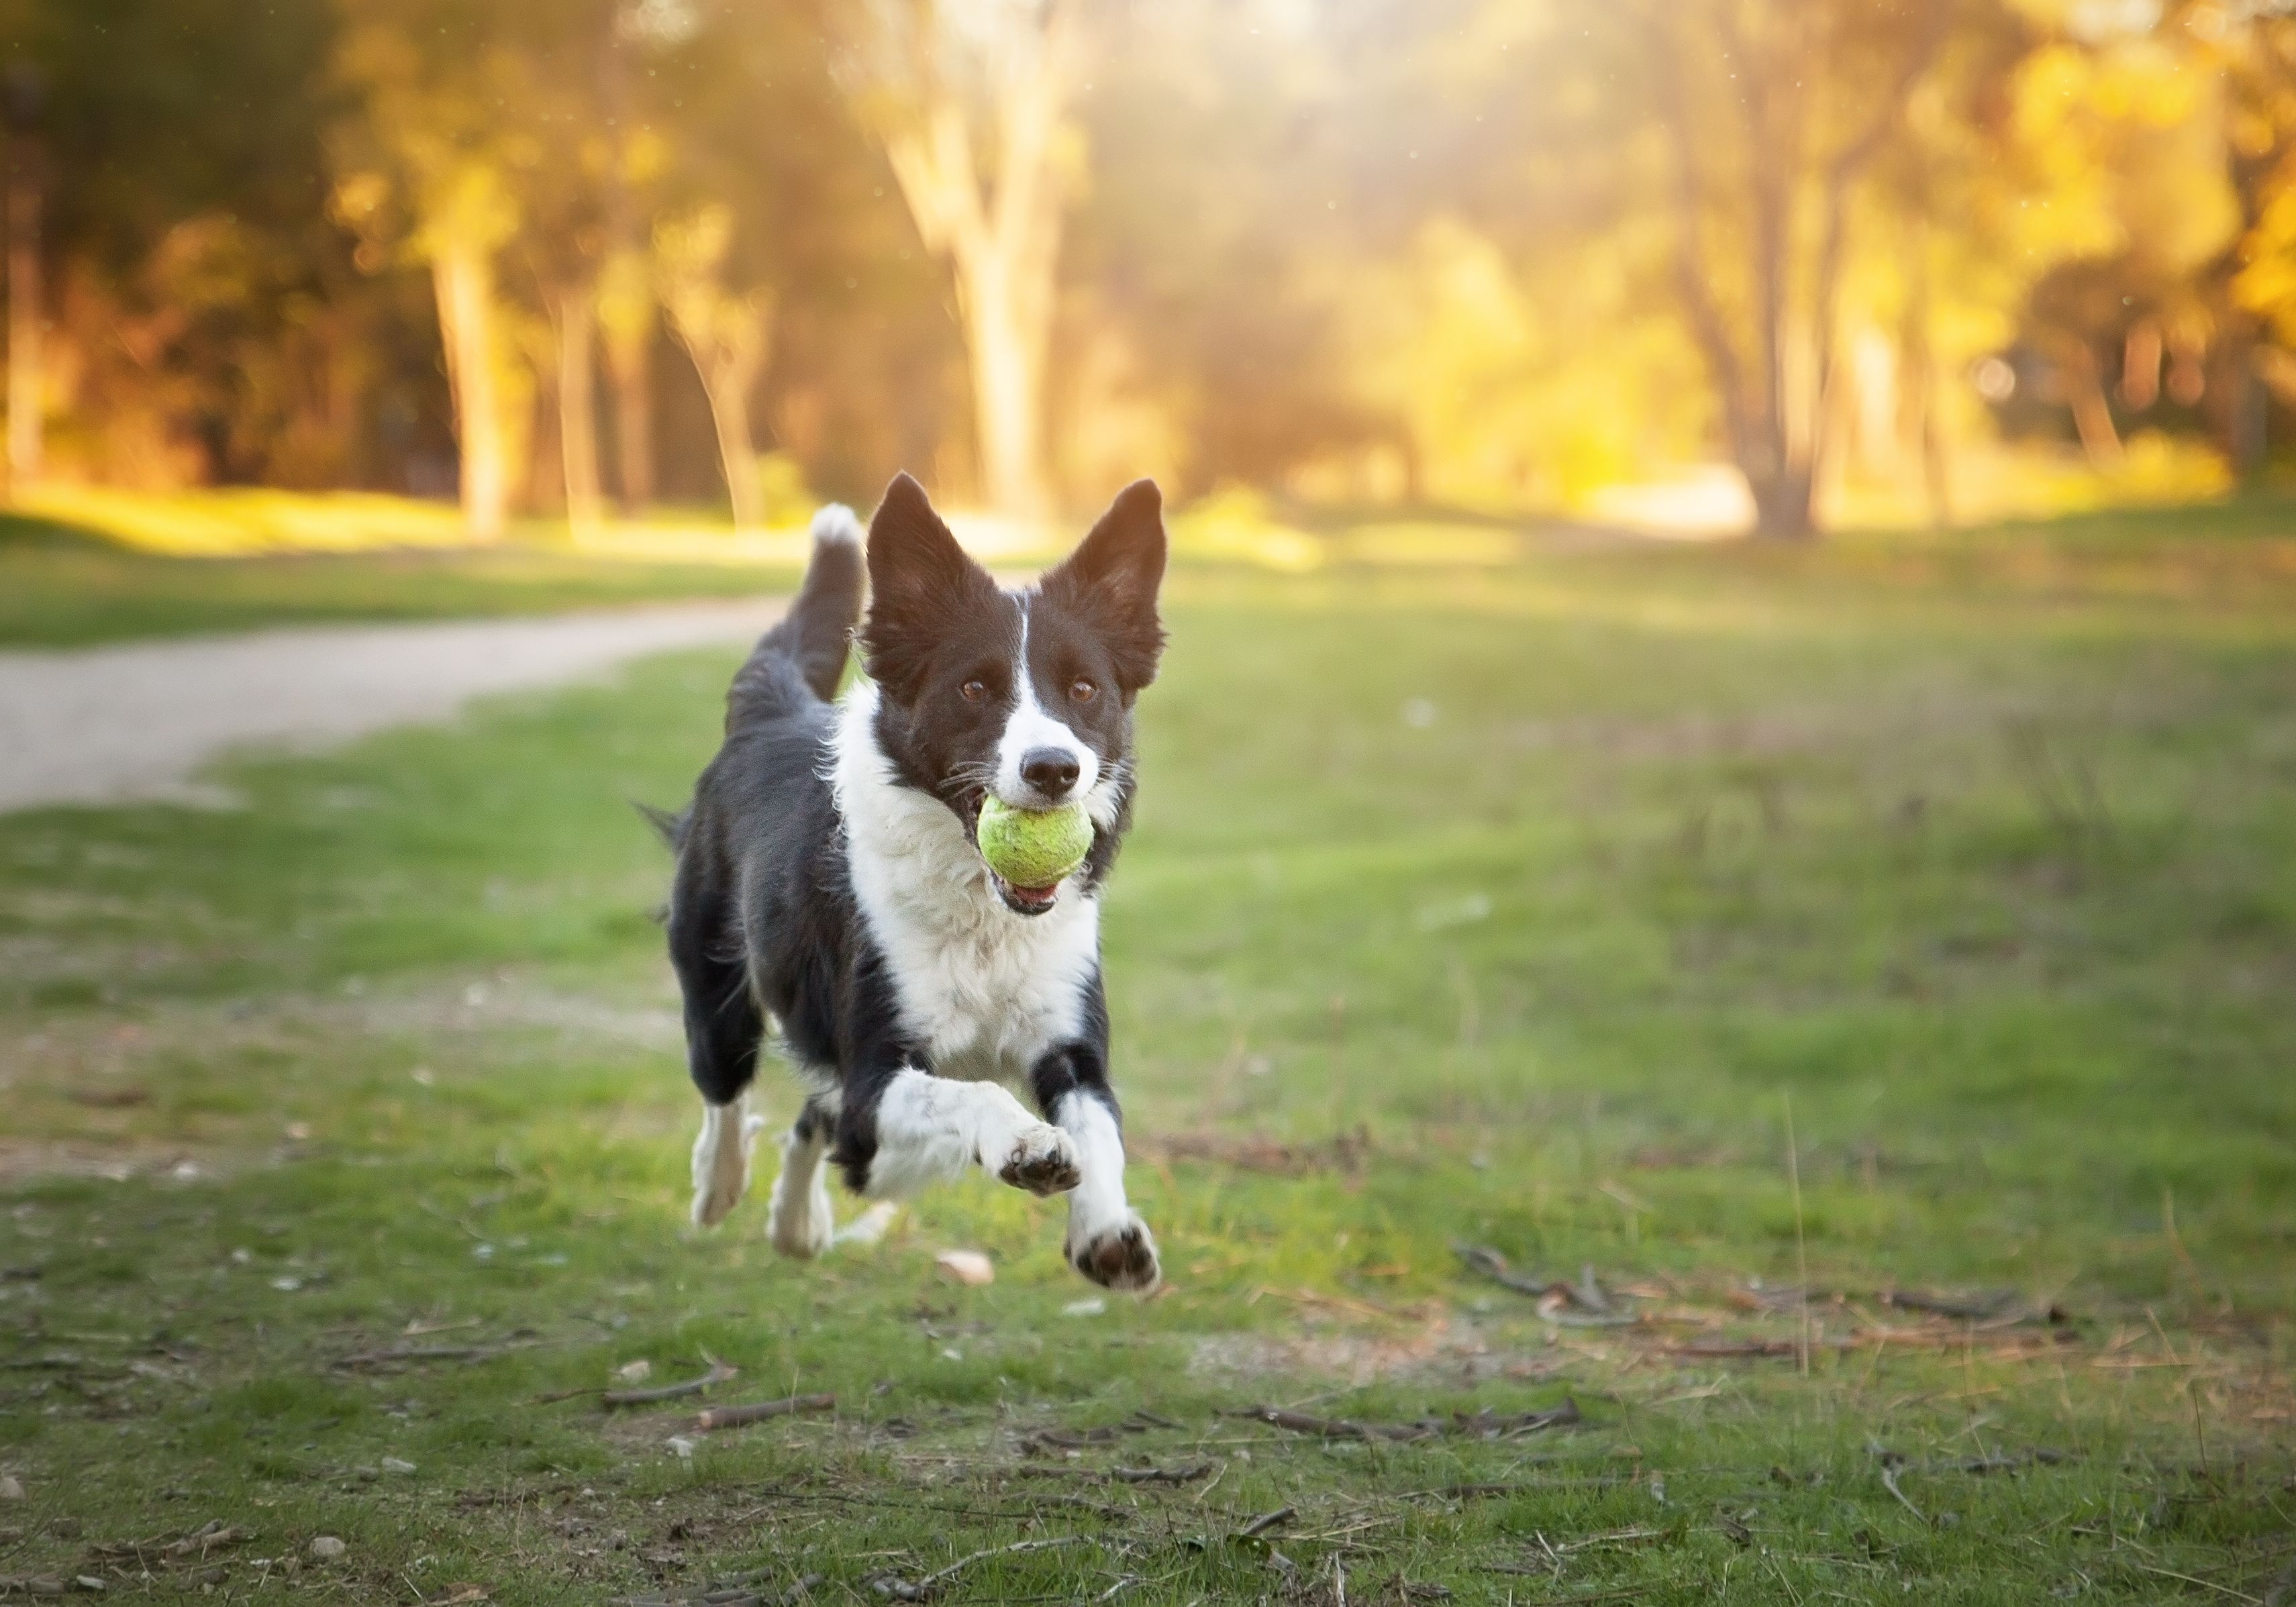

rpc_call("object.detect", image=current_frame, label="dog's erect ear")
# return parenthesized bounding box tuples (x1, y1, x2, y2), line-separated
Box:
(862, 472, 999, 702)
(1040, 479, 1167, 695)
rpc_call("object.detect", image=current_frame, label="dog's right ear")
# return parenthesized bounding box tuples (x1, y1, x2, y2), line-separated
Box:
(862, 473, 999, 703)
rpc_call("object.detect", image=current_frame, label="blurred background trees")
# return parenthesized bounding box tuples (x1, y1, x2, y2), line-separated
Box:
(5, 0, 2296, 537)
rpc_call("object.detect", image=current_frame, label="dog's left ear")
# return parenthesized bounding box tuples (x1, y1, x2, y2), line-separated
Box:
(1041, 479, 1167, 695)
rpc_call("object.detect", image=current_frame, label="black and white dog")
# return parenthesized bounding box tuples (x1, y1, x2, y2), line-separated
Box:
(656, 472, 1166, 1290)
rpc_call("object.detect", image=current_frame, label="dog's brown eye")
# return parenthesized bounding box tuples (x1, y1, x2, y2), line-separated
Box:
(960, 679, 987, 703)
(1070, 678, 1097, 703)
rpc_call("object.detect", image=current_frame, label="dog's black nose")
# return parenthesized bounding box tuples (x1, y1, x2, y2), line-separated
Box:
(1020, 747, 1082, 798)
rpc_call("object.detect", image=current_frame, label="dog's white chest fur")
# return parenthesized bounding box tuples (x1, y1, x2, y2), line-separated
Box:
(831, 686, 1100, 1078)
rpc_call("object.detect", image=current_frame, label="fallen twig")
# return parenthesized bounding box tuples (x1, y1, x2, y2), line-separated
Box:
(1911, 1448, 2073, 1475)
(695, 1392, 835, 1432)
(869, 1537, 1085, 1600)
(738, 1486, 1126, 1524)
(1017, 1425, 1132, 1454)
(609, 1573, 824, 1607)
(1456, 1247, 1637, 1326)
(1232, 1399, 1580, 1443)
(1456, 1401, 1584, 1438)
(332, 1341, 536, 1371)
(1875, 1288, 2066, 1325)
(1013, 1461, 1216, 1486)
(1234, 1405, 1432, 1441)
(1237, 1506, 1297, 1540)
(607, 1361, 739, 1408)
(1402, 1475, 1630, 1500)
(90, 1519, 253, 1564)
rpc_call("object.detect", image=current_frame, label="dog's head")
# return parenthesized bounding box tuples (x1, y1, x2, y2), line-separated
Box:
(859, 473, 1166, 916)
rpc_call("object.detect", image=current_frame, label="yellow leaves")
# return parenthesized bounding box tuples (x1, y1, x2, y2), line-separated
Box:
(1332, 218, 1703, 513)
(2009, 30, 2240, 275)
(2233, 160, 2296, 343)
(412, 164, 521, 262)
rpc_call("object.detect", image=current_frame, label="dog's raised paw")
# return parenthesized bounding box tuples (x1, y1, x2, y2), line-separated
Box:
(996, 1124, 1082, 1196)
(1068, 1215, 1160, 1292)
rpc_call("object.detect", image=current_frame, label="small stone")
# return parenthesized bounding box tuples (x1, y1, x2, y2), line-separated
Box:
(74, 1578, 106, 1593)
(380, 1457, 416, 1475)
(615, 1359, 652, 1384)
(1062, 1298, 1106, 1317)
(935, 1249, 994, 1286)
(308, 1537, 346, 1562)
(0, 1474, 23, 1500)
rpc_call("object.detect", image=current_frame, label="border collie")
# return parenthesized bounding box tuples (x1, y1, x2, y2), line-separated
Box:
(654, 472, 1166, 1290)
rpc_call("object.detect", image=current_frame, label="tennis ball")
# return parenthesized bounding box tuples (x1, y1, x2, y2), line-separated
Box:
(977, 797, 1093, 888)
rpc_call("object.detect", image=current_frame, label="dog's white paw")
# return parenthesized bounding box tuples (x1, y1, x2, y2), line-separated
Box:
(766, 1135, 835, 1260)
(994, 1123, 1082, 1196)
(1068, 1212, 1160, 1292)
(690, 1108, 765, 1229)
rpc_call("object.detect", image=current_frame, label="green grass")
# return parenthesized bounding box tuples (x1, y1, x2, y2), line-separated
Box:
(0, 512, 799, 647)
(1, 507, 2293, 1603)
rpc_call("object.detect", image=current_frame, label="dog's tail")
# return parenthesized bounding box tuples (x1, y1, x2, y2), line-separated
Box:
(725, 503, 865, 731)
(632, 799, 689, 855)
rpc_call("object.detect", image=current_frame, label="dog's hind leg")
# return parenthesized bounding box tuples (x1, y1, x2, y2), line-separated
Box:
(691, 1095, 766, 1229)
(670, 884, 766, 1229)
(766, 1098, 837, 1259)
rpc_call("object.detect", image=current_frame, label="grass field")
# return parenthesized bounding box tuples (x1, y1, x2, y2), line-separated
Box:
(0, 512, 800, 649)
(1, 503, 2292, 1604)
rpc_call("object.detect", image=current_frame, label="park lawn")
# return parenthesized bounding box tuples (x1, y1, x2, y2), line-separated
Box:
(0, 511, 801, 649)
(1, 513, 2293, 1604)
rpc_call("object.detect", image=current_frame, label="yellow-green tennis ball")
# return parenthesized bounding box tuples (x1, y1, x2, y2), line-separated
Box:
(977, 797, 1093, 888)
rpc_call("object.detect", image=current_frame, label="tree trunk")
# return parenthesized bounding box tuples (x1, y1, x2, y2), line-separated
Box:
(958, 251, 1050, 519)
(556, 280, 603, 535)
(6, 137, 41, 493)
(694, 346, 764, 530)
(1746, 464, 1817, 539)
(601, 303, 654, 514)
(2060, 341, 2124, 470)
(433, 242, 507, 540)
(871, 2, 1081, 519)
(1901, 241, 1952, 528)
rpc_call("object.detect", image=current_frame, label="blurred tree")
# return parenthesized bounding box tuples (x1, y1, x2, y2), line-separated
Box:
(841, 0, 1088, 516)
(331, 1, 550, 537)
(5, 65, 43, 491)
(654, 204, 772, 529)
(1626, 0, 1951, 537)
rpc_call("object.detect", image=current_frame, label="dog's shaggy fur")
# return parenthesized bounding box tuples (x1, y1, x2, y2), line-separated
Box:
(656, 474, 1167, 1289)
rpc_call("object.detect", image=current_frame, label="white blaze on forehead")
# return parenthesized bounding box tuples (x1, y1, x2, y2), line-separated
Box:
(994, 599, 1099, 805)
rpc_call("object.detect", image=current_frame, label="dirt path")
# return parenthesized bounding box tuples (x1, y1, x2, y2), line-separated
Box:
(0, 600, 783, 811)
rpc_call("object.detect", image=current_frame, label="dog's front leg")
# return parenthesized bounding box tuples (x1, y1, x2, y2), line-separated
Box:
(1034, 1050, 1160, 1292)
(844, 1066, 1081, 1198)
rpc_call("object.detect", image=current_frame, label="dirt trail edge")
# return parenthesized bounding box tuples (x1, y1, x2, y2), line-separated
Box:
(0, 601, 784, 811)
